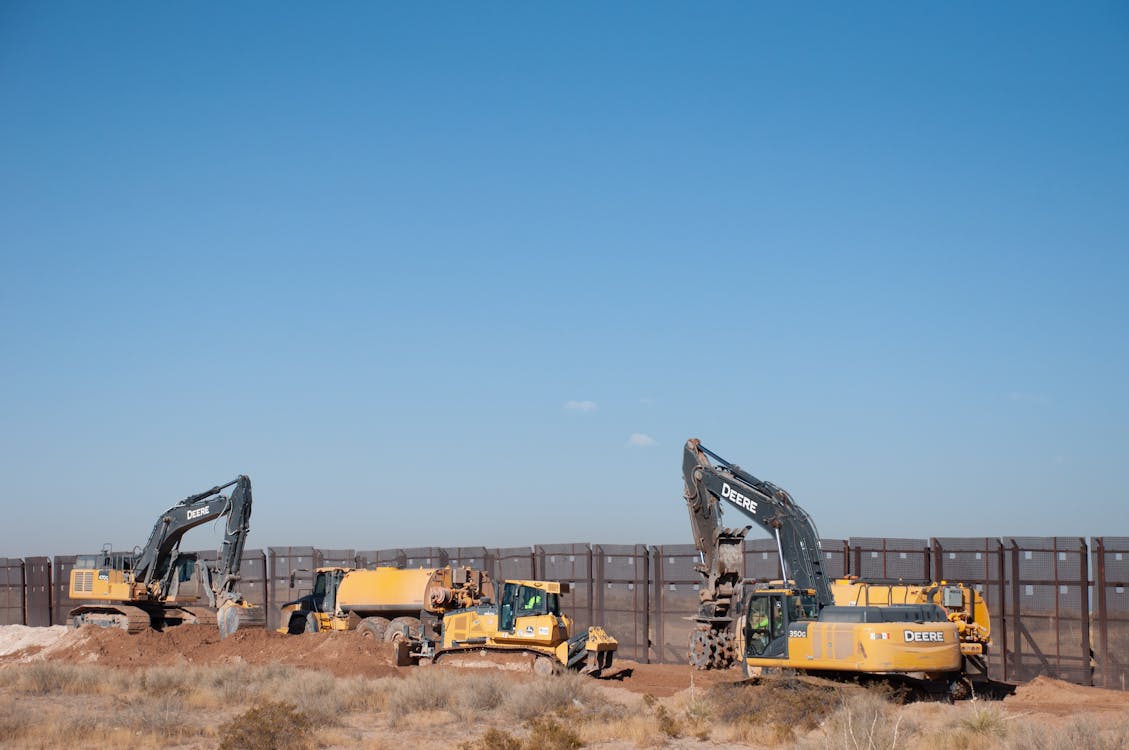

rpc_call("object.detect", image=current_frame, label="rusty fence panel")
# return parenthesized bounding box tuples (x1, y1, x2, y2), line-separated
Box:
(537, 544, 593, 632)
(1006, 537, 1091, 685)
(267, 547, 316, 631)
(743, 538, 778, 581)
(315, 549, 356, 569)
(931, 537, 1008, 681)
(492, 547, 535, 584)
(238, 549, 268, 621)
(850, 537, 931, 581)
(24, 557, 52, 626)
(400, 548, 449, 568)
(1093, 537, 1129, 690)
(651, 544, 700, 664)
(595, 544, 649, 663)
(0, 559, 24, 625)
(52, 555, 78, 627)
(442, 546, 491, 572)
(355, 549, 405, 568)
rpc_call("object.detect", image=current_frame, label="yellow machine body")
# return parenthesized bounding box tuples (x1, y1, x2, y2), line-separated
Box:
(739, 584, 962, 679)
(278, 565, 494, 635)
(830, 579, 991, 656)
(434, 579, 616, 673)
(279, 572, 617, 675)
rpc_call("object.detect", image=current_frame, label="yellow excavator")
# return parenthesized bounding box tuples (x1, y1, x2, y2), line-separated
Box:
(68, 477, 260, 637)
(682, 439, 1008, 698)
(278, 565, 616, 675)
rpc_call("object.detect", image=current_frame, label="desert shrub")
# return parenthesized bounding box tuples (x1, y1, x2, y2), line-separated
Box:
(384, 670, 458, 722)
(506, 672, 597, 720)
(7, 663, 103, 695)
(0, 699, 34, 741)
(218, 701, 313, 750)
(459, 727, 524, 750)
(1004, 716, 1129, 750)
(460, 673, 509, 711)
(527, 715, 583, 750)
(705, 677, 839, 744)
(336, 675, 389, 712)
(958, 702, 1009, 739)
(813, 690, 917, 750)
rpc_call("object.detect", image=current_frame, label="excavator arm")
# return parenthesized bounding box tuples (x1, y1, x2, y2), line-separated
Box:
(683, 439, 832, 606)
(683, 439, 833, 668)
(132, 476, 253, 606)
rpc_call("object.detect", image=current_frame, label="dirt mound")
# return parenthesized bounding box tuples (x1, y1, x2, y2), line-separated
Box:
(1006, 675, 1129, 716)
(41, 624, 401, 678)
(0, 625, 69, 657)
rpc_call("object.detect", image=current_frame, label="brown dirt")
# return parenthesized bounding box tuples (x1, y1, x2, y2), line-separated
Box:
(1004, 674, 1129, 717)
(37, 625, 401, 678)
(10, 624, 1129, 719)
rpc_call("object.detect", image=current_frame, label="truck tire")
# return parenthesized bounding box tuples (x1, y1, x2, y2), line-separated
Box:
(304, 612, 320, 634)
(286, 613, 307, 635)
(357, 616, 391, 642)
(384, 616, 420, 643)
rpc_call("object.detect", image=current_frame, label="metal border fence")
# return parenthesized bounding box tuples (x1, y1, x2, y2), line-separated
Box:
(5, 536, 1129, 689)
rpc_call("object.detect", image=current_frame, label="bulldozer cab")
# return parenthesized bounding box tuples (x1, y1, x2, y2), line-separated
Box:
(743, 589, 819, 658)
(498, 582, 562, 632)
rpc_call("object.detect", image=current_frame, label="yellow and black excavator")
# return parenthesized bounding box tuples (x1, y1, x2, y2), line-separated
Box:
(68, 476, 261, 637)
(682, 439, 1009, 698)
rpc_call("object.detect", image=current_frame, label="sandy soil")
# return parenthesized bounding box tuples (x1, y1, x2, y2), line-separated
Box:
(2, 624, 1128, 748)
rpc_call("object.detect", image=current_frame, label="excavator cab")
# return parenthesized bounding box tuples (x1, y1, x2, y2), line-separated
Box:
(742, 588, 819, 659)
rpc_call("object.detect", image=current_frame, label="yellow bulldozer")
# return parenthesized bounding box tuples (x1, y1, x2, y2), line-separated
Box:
(278, 565, 616, 675)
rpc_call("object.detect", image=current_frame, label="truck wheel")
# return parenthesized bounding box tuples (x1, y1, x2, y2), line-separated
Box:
(304, 612, 321, 634)
(384, 616, 420, 643)
(358, 616, 391, 642)
(286, 613, 306, 635)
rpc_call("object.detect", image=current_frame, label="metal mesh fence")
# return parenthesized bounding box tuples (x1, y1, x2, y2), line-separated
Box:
(8, 535, 1129, 689)
(1093, 537, 1129, 690)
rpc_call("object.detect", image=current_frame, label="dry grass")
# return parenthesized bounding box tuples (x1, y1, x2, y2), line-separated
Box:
(218, 701, 313, 750)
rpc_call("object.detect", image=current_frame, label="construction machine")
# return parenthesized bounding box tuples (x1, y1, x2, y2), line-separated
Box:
(279, 565, 617, 676)
(69, 476, 260, 637)
(683, 439, 998, 697)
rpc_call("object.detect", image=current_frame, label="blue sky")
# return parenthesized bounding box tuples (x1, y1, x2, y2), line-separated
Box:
(2, 3, 1126, 556)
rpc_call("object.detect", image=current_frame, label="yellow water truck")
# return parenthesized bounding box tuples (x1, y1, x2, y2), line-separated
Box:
(279, 566, 491, 641)
(279, 566, 616, 675)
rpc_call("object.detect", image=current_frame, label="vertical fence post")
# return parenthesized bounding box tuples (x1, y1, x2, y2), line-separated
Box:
(1095, 538, 1109, 688)
(641, 546, 650, 664)
(653, 546, 665, 664)
(1080, 537, 1092, 687)
(1010, 540, 1021, 680)
(996, 538, 1008, 682)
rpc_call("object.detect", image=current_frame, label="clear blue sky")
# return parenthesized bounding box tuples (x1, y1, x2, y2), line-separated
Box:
(2, 3, 1126, 556)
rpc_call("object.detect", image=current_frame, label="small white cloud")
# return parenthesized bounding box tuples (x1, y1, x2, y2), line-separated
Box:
(626, 433, 657, 448)
(564, 400, 599, 413)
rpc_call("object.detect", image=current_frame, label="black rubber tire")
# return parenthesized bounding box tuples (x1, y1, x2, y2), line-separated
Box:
(357, 616, 391, 642)
(305, 612, 321, 634)
(286, 613, 306, 635)
(384, 616, 420, 643)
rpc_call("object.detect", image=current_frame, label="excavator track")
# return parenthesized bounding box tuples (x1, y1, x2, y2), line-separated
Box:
(70, 605, 153, 634)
